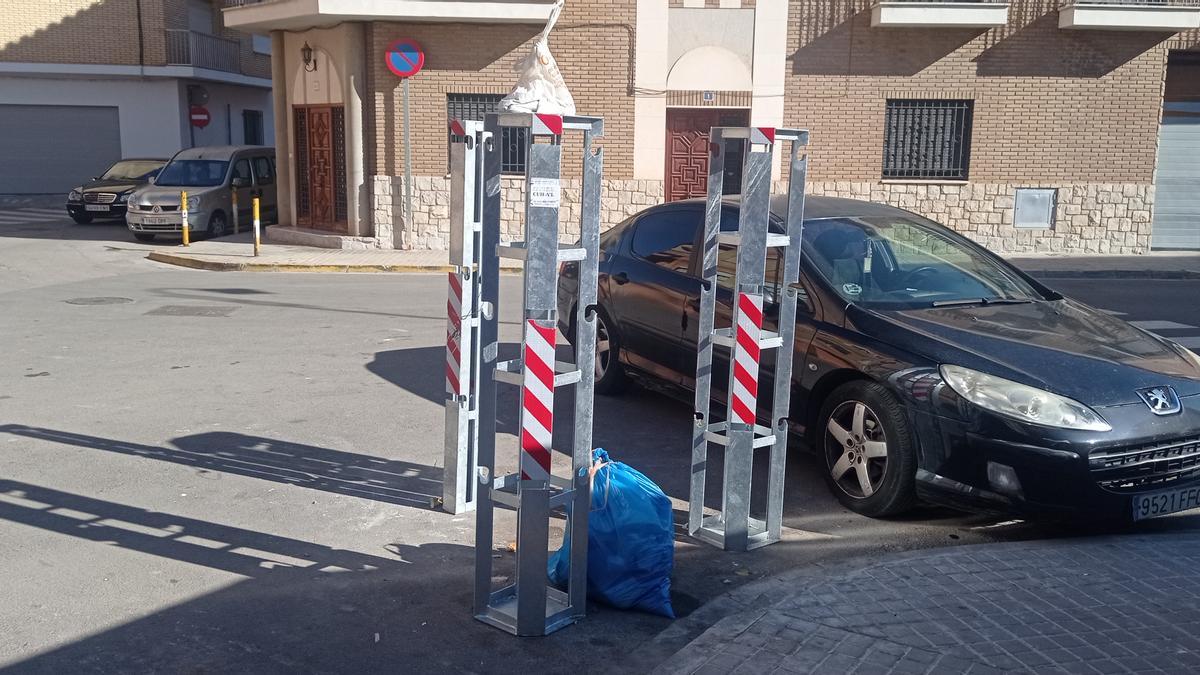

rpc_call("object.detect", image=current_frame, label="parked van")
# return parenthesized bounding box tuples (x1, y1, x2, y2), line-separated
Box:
(126, 146, 276, 242)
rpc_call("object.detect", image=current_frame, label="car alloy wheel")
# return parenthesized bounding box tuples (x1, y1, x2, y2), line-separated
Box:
(208, 212, 228, 238)
(595, 316, 612, 379)
(826, 399, 889, 499)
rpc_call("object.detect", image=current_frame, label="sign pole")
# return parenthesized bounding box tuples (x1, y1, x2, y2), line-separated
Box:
(403, 77, 414, 243)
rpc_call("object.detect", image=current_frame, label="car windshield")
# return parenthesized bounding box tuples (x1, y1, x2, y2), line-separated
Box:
(803, 215, 1044, 309)
(154, 160, 229, 187)
(100, 160, 164, 181)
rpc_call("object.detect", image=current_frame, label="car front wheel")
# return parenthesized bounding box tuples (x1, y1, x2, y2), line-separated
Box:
(818, 380, 916, 517)
(207, 211, 228, 238)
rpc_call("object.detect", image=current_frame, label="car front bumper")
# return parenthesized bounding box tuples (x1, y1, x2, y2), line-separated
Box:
(910, 394, 1200, 520)
(67, 202, 127, 218)
(126, 209, 207, 233)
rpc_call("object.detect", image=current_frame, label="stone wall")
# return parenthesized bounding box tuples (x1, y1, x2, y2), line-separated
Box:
(799, 182, 1155, 255)
(372, 176, 664, 250)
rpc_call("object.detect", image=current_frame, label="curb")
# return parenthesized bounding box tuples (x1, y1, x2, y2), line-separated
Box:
(1027, 269, 1200, 280)
(146, 251, 520, 273)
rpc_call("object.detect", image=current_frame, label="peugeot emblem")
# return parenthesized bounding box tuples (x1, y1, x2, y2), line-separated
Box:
(1137, 386, 1182, 416)
(152, 205, 161, 214)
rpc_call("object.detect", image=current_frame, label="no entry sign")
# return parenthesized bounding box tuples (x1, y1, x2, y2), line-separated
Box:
(189, 105, 210, 128)
(386, 39, 425, 78)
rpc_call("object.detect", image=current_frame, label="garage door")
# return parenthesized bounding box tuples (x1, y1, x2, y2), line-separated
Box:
(1152, 102, 1200, 250)
(0, 105, 121, 194)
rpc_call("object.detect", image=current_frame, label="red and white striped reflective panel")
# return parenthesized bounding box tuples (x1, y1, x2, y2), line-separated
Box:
(446, 272, 463, 396)
(731, 293, 763, 425)
(531, 113, 563, 136)
(750, 127, 776, 145)
(520, 319, 557, 480)
(448, 118, 466, 137)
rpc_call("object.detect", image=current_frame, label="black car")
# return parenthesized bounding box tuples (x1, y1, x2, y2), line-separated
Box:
(558, 196, 1200, 522)
(66, 158, 167, 224)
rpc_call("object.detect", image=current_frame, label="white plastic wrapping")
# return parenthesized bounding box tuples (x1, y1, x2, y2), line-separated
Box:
(499, 0, 577, 116)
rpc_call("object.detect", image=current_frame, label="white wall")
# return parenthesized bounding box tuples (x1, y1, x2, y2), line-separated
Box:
(0, 76, 183, 158)
(185, 81, 276, 147)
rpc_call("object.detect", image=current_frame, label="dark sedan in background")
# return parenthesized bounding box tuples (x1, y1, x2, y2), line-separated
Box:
(559, 196, 1200, 522)
(66, 158, 166, 224)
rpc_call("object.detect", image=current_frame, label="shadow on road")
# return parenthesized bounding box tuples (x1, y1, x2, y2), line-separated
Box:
(0, 426, 443, 511)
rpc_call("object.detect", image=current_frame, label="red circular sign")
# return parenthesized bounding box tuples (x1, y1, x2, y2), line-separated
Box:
(189, 105, 210, 129)
(385, 39, 425, 79)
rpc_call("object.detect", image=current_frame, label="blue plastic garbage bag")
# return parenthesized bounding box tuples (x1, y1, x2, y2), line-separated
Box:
(548, 448, 675, 618)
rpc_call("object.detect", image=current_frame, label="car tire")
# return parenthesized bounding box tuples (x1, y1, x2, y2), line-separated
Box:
(71, 213, 93, 225)
(582, 307, 629, 396)
(207, 211, 228, 239)
(818, 380, 917, 517)
(133, 233, 156, 242)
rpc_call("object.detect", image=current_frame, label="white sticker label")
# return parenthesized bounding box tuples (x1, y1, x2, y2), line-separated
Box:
(529, 177, 561, 209)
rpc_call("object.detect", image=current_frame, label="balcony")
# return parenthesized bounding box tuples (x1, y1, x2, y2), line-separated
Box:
(871, 0, 1010, 28)
(166, 29, 241, 73)
(1059, 0, 1200, 31)
(221, 0, 558, 32)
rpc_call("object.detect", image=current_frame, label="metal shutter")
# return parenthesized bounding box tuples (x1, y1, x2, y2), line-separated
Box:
(1152, 103, 1200, 250)
(0, 104, 121, 194)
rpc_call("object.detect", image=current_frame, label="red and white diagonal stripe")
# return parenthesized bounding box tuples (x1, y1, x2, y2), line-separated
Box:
(731, 293, 763, 425)
(520, 319, 556, 480)
(446, 271, 463, 396)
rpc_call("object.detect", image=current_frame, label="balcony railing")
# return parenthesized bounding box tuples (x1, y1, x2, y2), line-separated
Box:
(166, 29, 241, 73)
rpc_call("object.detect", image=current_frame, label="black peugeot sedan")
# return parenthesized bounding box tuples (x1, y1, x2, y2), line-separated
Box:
(66, 158, 166, 224)
(558, 196, 1200, 522)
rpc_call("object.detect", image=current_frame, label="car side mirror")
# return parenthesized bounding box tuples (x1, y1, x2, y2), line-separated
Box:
(231, 177, 250, 188)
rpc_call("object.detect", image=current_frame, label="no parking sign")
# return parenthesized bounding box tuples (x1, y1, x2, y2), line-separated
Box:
(385, 39, 425, 79)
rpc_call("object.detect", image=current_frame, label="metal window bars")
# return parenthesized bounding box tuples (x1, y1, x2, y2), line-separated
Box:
(690, 126, 809, 552)
(882, 99, 973, 180)
(461, 112, 604, 636)
(447, 95, 529, 174)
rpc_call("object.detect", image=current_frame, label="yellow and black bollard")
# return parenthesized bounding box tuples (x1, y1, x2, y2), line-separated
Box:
(232, 188, 240, 235)
(180, 190, 190, 247)
(252, 196, 261, 257)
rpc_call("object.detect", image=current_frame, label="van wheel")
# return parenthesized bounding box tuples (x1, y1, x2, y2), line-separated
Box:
(133, 233, 155, 242)
(818, 381, 917, 517)
(207, 211, 228, 238)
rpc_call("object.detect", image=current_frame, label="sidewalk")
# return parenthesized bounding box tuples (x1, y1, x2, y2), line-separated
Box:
(655, 531, 1200, 674)
(143, 231, 521, 272)
(1010, 252, 1200, 279)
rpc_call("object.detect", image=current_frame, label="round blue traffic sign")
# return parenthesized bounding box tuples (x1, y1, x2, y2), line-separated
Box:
(386, 39, 425, 79)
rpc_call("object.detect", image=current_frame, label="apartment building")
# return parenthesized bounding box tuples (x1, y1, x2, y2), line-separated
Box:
(0, 0, 274, 193)
(223, 0, 1200, 254)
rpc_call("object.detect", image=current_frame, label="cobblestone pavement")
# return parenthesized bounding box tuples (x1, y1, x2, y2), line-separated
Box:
(659, 532, 1200, 674)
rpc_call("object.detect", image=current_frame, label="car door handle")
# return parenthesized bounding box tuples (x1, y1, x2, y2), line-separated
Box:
(613, 272, 629, 285)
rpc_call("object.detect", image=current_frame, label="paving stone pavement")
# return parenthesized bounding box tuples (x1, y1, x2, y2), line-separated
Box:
(658, 533, 1200, 674)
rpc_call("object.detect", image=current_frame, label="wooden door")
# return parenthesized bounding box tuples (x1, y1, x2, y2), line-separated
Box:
(665, 108, 751, 202)
(294, 105, 346, 232)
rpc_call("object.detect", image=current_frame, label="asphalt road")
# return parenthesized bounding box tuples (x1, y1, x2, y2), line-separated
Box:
(3, 212, 1200, 673)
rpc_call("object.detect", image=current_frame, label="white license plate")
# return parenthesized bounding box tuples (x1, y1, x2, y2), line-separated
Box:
(1132, 486, 1200, 521)
(85, 204, 109, 212)
(142, 216, 171, 225)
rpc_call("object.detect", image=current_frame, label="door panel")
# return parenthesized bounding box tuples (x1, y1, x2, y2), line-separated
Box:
(664, 108, 751, 202)
(608, 208, 704, 381)
(0, 104, 120, 193)
(293, 105, 346, 232)
(251, 155, 278, 222)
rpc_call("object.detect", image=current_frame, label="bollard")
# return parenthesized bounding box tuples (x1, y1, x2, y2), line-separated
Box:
(232, 189, 240, 235)
(180, 190, 190, 246)
(252, 197, 261, 257)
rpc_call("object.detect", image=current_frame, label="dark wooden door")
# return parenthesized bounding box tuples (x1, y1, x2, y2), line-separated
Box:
(665, 108, 751, 202)
(294, 105, 346, 232)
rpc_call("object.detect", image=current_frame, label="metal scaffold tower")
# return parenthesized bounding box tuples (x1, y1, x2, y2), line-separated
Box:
(465, 111, 604, 636)
(690, 126, 809, 552)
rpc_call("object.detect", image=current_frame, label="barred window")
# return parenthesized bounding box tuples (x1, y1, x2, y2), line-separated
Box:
(447, 94, 527, 175)
(882, 100, 974, 180)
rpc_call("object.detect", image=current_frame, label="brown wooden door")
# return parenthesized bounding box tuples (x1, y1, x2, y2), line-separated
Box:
(294, 105, 347, 232)
(665, 108, 751, 202)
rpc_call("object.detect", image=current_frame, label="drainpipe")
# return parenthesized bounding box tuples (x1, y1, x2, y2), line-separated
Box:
(271, 30, 293, 227)
(343, 23, 367, 238)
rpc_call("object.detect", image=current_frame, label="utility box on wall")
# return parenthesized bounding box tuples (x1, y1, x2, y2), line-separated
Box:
(1014, 188, 1056, 229)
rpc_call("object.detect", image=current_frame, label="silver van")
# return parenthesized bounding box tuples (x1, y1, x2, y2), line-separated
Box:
(126, 145, 277, 242)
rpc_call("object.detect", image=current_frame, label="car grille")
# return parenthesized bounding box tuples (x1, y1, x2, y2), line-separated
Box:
(1090, 437, 1200, 493)
(84, 192, 117, 204)
(131, 204, 179, 212)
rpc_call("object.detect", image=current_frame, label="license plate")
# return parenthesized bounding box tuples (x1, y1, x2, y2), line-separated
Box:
(142, 216, 170, 225)
(85, 204, 109, 212)
(1132, 486, 1200, 521)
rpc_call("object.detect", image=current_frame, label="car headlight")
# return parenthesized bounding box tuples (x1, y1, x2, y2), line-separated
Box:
(117, 192, 129, 203)
(69, 189, 82, 201)
(940, 364, 1111, 432)
(186, 196, 201, 211)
